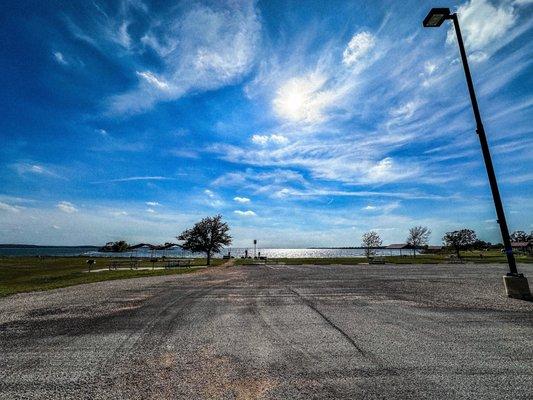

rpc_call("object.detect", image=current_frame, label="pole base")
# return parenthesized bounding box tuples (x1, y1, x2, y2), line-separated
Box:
(503, 274, 531, 300)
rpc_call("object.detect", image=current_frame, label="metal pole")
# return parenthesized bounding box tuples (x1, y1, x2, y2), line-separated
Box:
(451, 14, 518, 275)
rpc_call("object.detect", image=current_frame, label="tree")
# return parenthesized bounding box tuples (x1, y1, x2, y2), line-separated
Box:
(442, 229, 477, 258)
(100, 240, 130, 252)
(406, 226, 431, 257)
(177, 215, 232, 265)
(510, 230, 529, 242)
(361, 231, 382, 258)
(472, 239, 491, 250)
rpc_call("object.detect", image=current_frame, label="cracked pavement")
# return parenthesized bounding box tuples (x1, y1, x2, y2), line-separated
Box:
(1, 263, 532, 399)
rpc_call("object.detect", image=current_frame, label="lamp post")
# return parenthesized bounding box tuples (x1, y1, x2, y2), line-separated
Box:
(423, 8, 531, 299)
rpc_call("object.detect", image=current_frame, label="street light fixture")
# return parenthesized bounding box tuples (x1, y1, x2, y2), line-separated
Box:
(422, 8, 450, 27)
(423, 7, 531, 299)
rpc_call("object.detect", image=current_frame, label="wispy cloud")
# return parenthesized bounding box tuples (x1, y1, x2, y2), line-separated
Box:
(11, 162, 62, 179)
(56, 201, 77, 214)
(251, 134, 288, 145)
(502, 173, 533, 184)
(233, 196, 251, 204)
(92, 176, 179, 184)
(203, 189, 224, 208)
(0, 201, 22, 213)
(234, 210, 257, 217)
(342, 31, 375, 66)
(447, 0, 517, 57)
(106, 0, 260, 114)
(362, 202, 400, 213)
(53, 51, 67, 65)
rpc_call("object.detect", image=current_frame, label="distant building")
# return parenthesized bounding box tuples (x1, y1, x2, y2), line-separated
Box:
(423, 245, 443, 254)
(385, 243, 411, 255)
(511, 241, 532, 254)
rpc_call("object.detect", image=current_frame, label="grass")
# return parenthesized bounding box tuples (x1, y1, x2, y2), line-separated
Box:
(0, 256, 223, 298)
(2, 251, 531, 297)
(234, 250, 533, 266)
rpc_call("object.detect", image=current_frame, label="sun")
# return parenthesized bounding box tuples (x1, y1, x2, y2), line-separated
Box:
(273, 73, 328, 123)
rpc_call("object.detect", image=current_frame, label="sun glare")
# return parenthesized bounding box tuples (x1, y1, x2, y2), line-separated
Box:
(273, 73, 328, 123)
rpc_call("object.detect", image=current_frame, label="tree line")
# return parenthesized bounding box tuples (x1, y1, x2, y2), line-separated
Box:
(101, 216, 532, 264)
(362, 227, 533, 258)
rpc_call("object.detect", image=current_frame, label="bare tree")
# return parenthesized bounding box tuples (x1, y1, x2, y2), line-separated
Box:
(510, 230, 529, 242)
(177, 215, 232, 265)
(361, 231, 382, 258)
(442, 229, 477, 258)
(406, 226, 431, 257)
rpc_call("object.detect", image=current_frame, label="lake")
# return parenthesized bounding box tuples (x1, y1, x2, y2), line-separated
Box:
(0, 246, 413, 258)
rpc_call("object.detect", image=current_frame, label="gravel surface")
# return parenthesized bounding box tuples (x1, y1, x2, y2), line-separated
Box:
(1, 263, 532, 399)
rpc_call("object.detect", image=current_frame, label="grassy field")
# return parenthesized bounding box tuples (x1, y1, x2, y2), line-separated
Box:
(0, 257, 223, 297)
(1, 251, 531, 297)
(234, 250, 533, 266)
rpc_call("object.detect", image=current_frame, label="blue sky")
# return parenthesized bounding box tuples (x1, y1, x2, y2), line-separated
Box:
(1, 0, 532, 247)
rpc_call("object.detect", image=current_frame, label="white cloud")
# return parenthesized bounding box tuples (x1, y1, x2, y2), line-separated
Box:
(213, 169, 308, 196)
(117, 21, 132, 48)
(362, 202, 401, 213)
(92, 176, 178, 183)
(390, 100, 423, 119)
(145, 201, 160, 206)
(111, 211, 128, 216)
(447, 0, 516, 54)
(136, 71, 170, 91)
(56, 201, 77, 214)
(0, 202, 21, 213)
(251, 134, 289, 145)
(468, 51, 488, 63)
(342, 31, 375, 66)
(251, 135, 269, 145)
(146, 208, 156, 213)
(234, 210, 257, 217)
(211, 135, 422, 185)
(169, 149, 199, 159)
(502, 173, 533, 184)
(270, 134, 289, 144)
(424, 61, 437, 75)
(273, 73, 338, 123)
(53, 51, 67, 65)
(233, 197, 251, 204)
(203, 189, 224, 208)
(109, 1, 260, 114)
(96, 128, 108, 136)
(11, 162, 61, 178)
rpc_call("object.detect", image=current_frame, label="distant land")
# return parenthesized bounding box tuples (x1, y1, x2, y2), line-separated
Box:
(0, 244, 99, 249)
(2, 244, 380, 249)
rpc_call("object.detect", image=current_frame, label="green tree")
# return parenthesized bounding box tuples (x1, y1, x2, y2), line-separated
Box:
(101, 240, 130, 252)
(177, 215, 232, 265)
(442, 229, 477, 258)
(510, 230, 529, 242)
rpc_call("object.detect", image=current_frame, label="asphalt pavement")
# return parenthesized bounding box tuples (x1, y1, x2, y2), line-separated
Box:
(1, 262, 532, 399)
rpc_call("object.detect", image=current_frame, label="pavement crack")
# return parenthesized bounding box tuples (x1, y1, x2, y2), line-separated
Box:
(288, 287, 366, 356)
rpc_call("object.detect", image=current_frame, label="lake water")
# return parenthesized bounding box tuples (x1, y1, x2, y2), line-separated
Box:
(0, 246, 413, 258)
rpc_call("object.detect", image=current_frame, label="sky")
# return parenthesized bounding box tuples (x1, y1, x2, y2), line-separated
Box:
(0, 0, 532, 247)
